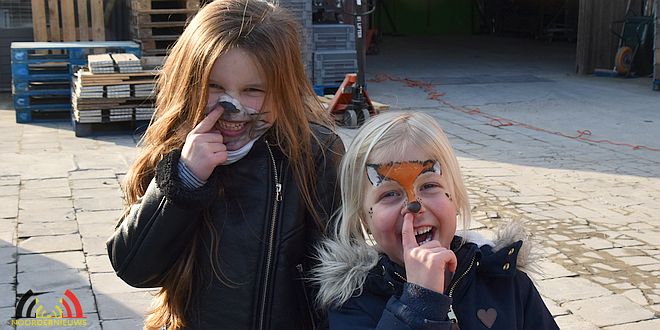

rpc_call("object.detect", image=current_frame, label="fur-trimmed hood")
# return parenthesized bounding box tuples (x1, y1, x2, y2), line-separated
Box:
(311, 220, 538, 309)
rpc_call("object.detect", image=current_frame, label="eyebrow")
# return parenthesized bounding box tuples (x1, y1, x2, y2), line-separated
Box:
(208, 79, 266, 88)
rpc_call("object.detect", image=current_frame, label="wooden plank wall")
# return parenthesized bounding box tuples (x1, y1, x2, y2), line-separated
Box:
(575, 0, 636, 74)
(30, 0, 105, 42)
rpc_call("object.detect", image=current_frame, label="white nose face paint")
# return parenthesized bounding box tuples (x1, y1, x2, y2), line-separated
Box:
(204, 94, 274, 162)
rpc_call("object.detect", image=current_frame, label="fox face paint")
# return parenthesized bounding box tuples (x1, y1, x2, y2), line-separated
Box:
(366, 160, 442, 213)
(205, 94, 273, 152)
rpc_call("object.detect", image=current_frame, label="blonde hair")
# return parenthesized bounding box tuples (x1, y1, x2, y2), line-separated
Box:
(316, 111, 471, 308)
(119, 0, 332, 328)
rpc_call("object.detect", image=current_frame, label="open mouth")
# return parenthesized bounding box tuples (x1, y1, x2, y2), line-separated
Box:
(215, 120, 248, 136)
(414, 226, 435, 246)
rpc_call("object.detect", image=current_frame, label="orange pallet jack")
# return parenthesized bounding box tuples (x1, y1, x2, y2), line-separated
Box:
(328, 74, 377, 127)
(327, 0, 378, 127)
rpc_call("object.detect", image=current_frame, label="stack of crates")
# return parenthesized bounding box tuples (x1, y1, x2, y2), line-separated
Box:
(279, 0, 314, 77)
(312, 24, 356, 93)
(10, 41, 141, 123)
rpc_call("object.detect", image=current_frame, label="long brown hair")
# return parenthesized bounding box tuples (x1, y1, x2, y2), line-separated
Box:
(119, 0, 333, 328)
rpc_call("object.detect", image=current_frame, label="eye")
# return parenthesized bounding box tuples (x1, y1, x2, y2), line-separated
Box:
(245, 87, 265, 96)
(209, 83, 224, 91)
(420, 182, 442, 191)
(378, 190, 402, 202)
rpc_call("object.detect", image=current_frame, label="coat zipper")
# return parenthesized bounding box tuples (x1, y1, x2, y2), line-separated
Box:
(446, 254, 476, 329)
(296, 264, 317, 330)
(257, 141, 282, 330)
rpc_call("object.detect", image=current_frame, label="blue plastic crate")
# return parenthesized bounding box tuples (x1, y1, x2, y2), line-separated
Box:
(15, 108, 71, 123)
(11, 41, 141, 63)
(11, 60, 84, 80)
(12, 80, 71, 94)
(13, 93, 71, 110)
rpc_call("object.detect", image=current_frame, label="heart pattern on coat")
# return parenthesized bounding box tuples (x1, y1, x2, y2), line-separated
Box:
(477, 308, 497, 328)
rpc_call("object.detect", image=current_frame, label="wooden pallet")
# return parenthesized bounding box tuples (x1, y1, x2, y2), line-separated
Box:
(129, 0, 201, 55)
(31, 0, 105, 43)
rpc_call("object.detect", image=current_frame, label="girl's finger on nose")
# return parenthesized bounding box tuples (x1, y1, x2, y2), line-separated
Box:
(401, 213, 418, 251)
(193, 107, 225, 133)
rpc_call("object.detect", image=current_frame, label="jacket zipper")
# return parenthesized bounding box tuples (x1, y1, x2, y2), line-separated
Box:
(296, 264, 316, 330)
(446, 254, 476, 329)
(257, 141, 282, 330)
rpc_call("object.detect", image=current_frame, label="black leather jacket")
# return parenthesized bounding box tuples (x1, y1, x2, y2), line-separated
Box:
(107, 124, 344, 329)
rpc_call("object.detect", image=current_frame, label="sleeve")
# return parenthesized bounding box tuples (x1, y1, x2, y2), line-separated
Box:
(306, 131, 346, 326)
(106, 149, 221, 287)
(329, 284, 452, 330)
(313, 130, 345, 230)
(518, 272, 560, 330)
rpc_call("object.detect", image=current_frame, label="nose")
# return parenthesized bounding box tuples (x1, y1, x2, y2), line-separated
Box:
(405, 201, 421, 214)
(218, 101, 239, 113)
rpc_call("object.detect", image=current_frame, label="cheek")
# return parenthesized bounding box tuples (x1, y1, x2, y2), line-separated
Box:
(367, 203, 401, 241)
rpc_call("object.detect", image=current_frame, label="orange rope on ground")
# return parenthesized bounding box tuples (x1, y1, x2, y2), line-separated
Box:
(371, 74, 660, 152)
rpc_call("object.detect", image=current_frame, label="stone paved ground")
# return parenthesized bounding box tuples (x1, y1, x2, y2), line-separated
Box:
(1, 37, 659, 329)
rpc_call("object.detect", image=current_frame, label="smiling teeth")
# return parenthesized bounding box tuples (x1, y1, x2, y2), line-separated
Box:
(415, 226, 432, 236)
(219, 120, 245, 130)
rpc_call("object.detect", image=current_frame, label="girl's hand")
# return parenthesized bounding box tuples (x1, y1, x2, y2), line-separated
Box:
(180, 108, 227, 181)
(401, 213, 457, 294)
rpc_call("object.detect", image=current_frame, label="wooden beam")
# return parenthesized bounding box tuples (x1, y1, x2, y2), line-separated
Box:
(31, 0, 48, 42)
(61, 0, 77, 41)
(47, 0, 62, 42)
(90, 0, 105, 41)
(77, 0, 90, 41)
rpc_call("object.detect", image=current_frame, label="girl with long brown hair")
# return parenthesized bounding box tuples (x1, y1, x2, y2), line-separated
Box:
(106, 0, 344, 328)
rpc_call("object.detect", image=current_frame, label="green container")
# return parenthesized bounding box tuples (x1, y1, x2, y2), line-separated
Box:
(377, 0, 472, 35)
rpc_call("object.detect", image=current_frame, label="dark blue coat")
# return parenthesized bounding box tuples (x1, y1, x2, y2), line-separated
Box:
(328, 237, 559, 330)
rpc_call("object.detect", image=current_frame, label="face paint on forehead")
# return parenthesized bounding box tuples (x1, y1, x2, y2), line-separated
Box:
(365, 160, 441, 187)
(366, 159, 441, 213)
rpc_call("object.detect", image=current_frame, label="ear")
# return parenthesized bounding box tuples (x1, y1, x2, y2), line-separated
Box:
(366, 164, 383, 187)
(432, 160, 442, 175)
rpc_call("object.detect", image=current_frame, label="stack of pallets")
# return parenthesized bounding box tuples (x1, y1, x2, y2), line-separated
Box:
(129, 0, 201, 62)
(71, 57, 157, 136)
(10, 41, 141, 123)
(279, 0, 314, 78)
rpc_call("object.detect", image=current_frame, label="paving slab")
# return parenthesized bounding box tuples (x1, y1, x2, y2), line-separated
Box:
(18, 234, 82, 254)
(603, 319, 660, 330)
(76, 210, 122, 226)
(564, 295, 655, 327)
(95, 291, 154, 321)
(536, 277, 612, 302)
(85, 255, 115, 274)
(17, 251, 86, 273)
(17, 221, 79, 238)
(17, 268, 90, 293)
(101, 318, 145, 330)
(17, 207, 76, 223)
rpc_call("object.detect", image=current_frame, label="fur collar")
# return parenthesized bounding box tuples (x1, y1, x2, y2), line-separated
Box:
(311, 220, 537, 309)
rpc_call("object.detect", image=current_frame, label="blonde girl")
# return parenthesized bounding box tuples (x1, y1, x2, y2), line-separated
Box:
(313, 112, 557, 329)
(107, 1, 343, 329)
